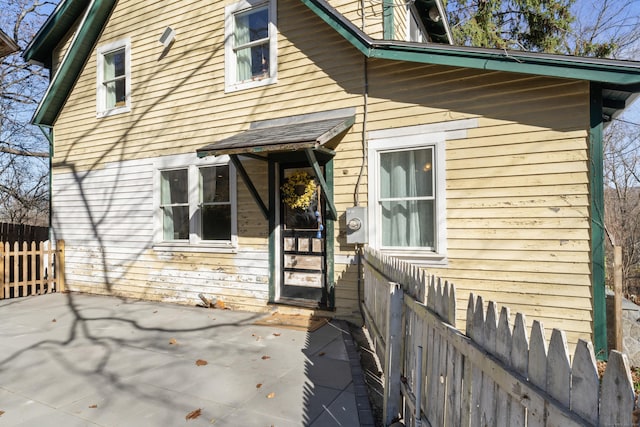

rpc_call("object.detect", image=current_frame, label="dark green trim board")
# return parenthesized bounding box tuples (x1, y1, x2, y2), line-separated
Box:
(383, 0, 394, 40)
(30, 0, 118, 126)
(38, 126, 54, 241)
(23, 0, 87, 66)
(325, 159, 335, 308)
(590, 82, 607, 360)
(268, 160, 277, 303)
(304, 148, 338, 221)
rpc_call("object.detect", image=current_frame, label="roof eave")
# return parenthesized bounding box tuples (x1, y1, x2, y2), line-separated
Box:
(31, 0, 118, 127)
(301, 0, 640, 87)
(23, 0, 88, 67)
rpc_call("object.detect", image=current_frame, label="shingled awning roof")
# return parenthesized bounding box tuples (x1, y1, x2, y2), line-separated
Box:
(196, 109, 355, 157)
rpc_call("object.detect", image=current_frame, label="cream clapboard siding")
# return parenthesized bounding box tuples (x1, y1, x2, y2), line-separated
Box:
(52, 13, 84, 75)
(51, 0, 365, 319)
(51, 154, 271, 309)
(49, 0, 595, 342)
(393, 0, 408, 40)
(327, 0, 384, 39)
(364, 58, 592, 345)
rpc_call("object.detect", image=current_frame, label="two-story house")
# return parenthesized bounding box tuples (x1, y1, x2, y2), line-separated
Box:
(24, 0, 640, 355)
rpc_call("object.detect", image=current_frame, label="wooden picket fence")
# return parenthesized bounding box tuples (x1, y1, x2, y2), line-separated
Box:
(362, 248, 636, 427)
(0, 240, 65, 299)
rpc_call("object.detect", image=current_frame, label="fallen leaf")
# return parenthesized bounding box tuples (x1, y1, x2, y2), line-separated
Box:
(196, 359, 208, 366)
(256, 383, 262, 389)
(266, 392, 275, 399)
(89, 404, 98, 409)
(318, 352, 325, 357)
(169, 338, 178, 345)
(273, 333, 281, 337)
(153, 310, 158, 314)
(0, 410, 4, 416)
(261, 355, 270, 360)
(52, 319, 56, 323)
(186, 408, 202, 421)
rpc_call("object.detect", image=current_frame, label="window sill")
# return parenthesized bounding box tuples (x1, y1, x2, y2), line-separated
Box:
(377, 249, 448, 267)
(97, 105, 131, 118)
(153, 242, 238, 254)
(225, 75, 277, 93)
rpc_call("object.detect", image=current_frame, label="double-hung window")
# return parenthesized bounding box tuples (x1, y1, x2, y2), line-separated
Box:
(96, 39, 131, 117)
(225, 0, 277, 92)
(156, 155, 236, 250)
(369, 132, 446, 263)
(161, 169, 190, 241)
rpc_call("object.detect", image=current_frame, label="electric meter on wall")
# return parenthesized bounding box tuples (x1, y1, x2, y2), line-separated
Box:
(346, 206, 367, 244)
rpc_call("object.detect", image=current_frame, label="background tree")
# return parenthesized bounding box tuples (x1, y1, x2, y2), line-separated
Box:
(603, 119, 640, 295)
(445, 0, 640, 59)
(0, 0, 55, 226)
(445, 0, 576, 52)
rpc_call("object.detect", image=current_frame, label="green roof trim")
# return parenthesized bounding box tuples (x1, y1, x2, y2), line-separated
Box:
(301, 0, 640, 120)
(302, 0, 640, 85)
(27, 0, 118, 127)
(23, 0, 88, 67)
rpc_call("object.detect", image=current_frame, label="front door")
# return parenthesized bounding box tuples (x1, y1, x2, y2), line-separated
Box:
(279, 165, 328, 307)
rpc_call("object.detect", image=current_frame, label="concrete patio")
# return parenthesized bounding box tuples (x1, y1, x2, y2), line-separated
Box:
(0, 293, 374, 426)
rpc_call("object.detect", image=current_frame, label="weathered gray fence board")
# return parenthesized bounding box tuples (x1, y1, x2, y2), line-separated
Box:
(362, 248, 635, 427)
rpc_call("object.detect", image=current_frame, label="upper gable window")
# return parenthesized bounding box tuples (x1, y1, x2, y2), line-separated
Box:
(225, 0, 277, 92)
(96, 39, 131, 118)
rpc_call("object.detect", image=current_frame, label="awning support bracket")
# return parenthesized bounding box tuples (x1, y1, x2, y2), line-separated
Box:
(229, 154, 269, 220)
(305, 148, 337, 221)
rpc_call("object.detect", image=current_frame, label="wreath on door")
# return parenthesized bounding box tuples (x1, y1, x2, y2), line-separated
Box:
(281, 171, 317, 210)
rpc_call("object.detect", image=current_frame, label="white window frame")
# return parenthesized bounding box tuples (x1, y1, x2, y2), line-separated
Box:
(224, 0, 278, 93)
(96, 38, 131, 118)
(153, 153, 237, 252)
(368, 132, 447, 264)
(407, 5, 428, 42)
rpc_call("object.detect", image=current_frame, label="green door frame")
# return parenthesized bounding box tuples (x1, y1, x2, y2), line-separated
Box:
(268, 157, 335, 308)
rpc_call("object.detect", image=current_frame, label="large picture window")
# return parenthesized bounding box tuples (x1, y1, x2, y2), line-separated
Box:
(156, 156, 236, 250)
(369, 132, 446, 263)
(225, 0, 277, 92)
(96, 39, 131, 117)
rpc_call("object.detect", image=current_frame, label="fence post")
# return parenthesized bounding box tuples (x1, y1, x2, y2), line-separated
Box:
(0, 242, 4, 299)
(57, 240, 66, 292)
(384, 282, 404, 426)
(614, 245, 623, 351)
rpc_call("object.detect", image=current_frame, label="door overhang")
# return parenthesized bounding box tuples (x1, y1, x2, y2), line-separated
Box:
(196, 108, 355, 221)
